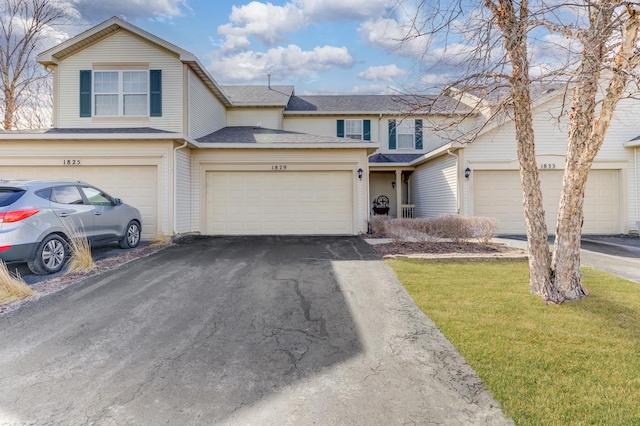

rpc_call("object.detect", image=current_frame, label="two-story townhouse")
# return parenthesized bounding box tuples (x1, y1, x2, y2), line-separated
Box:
(2, 16, 640, 238)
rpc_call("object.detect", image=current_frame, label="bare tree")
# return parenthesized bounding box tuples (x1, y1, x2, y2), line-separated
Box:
(394, 0, 640, 303)
(0, 0, 71, 130)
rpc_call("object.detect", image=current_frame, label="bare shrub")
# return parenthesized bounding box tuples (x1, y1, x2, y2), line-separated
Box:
(470, 217, 498, 244)
(0, 261, 35, 305)
(431, 214, 474, 243)
(369, 215, 391, 237)
(386, 219, 415, 242)
(401, 218, 441, 242)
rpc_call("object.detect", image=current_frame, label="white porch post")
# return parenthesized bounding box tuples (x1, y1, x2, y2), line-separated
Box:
(395, 169, 402, 218)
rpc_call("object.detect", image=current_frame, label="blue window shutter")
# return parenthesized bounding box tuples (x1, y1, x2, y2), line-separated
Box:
(337, 119, 344, 137)
(150, 70, 162, 117)
(388, 119, 396, 150)
(79, 70, 91, 117)
(363, 119, 371, 141)
(415, 119, 423, 149)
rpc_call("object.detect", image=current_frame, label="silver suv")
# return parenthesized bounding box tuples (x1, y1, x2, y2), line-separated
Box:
(0, 179, 142, 275)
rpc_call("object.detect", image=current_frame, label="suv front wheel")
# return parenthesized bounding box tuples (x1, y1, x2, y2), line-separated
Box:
(28, 234, 69, 275)
(119, 220, 141, 249)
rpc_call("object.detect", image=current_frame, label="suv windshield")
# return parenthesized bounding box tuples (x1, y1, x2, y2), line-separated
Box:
(0, 188, 26, 207)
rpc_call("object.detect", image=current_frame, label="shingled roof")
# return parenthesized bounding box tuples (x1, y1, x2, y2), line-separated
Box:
(197, 126, 369, 144)
(222, 85, 294, 107)
(284, 95, 472, 115)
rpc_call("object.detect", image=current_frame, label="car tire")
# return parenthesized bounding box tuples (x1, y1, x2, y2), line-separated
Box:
(119, 220, 141, 249)
(27, 234, 69, 275)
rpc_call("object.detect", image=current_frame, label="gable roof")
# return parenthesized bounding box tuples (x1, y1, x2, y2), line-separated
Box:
(284, 95, 472, 115)
(37, 16, 232, 107)
(223, 85, 294, 107)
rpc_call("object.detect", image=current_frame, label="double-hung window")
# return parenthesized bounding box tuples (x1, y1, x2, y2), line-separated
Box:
(388, 118, 423, 150)
(397, 119, 416, 149)
(94, 70, 148, 116)
(80, 69, 161, 118)
(336, 119, 371, 140)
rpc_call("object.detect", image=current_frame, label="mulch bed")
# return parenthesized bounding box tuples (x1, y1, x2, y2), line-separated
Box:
(372, 241, 523, 256)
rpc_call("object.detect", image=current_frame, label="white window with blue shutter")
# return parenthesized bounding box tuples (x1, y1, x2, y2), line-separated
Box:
(79, 69, 161, 117)
(389, 118, 423, 150)
(336, 119, 371, 140)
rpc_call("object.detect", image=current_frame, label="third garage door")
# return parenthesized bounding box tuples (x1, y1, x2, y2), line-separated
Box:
(474, 169, 619, 234)
(205, 171, 353, 235)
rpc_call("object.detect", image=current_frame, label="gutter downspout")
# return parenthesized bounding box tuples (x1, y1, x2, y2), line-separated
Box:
(174, 141, 189, 236)
(446, 149, 461, 214)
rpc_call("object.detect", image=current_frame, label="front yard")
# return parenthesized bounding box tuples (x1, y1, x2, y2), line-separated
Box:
(387, 258, 640, 426)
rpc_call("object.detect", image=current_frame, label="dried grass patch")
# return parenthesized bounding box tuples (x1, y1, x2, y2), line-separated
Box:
(0, 261, 36, 305)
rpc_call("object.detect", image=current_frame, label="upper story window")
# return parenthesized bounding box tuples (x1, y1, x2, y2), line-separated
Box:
(80, 69, 162, 118)
(94, 71, 148, 116)
(388, 118, 423, 150)
(337, 119, 371, 141)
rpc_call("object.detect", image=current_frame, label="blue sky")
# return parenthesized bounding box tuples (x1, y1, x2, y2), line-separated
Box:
(60, 0, 441, 95)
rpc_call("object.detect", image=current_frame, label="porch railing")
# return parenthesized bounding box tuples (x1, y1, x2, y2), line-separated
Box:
(401, 204, 415, 218)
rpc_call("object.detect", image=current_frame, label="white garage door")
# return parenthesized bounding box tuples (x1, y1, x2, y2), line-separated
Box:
(0, 166, 157, 239)
(206, 171, 353, 235)
(474, 169, 619, 234)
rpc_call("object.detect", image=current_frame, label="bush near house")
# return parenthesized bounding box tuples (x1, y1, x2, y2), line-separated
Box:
(369, 215, 498, 243)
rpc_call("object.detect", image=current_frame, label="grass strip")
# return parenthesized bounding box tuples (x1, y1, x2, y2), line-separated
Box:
(387, 259, 640, 426)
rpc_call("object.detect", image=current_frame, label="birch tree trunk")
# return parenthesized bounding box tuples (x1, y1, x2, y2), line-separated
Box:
(486, 0, 555, 299)
(552, 3, 640, 301)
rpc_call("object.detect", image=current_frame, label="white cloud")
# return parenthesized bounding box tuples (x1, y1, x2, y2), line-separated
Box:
(358, 64, 407, 81)
(358, 18, 429, 57)
(208, 44, 353, 83)
(218, 2, 306, 46)
(70, 0, 188, 21)
(297, 0, 393, 22)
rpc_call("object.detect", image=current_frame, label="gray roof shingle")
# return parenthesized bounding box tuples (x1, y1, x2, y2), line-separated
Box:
(369, 153, 424, 164)
(197, 126, 370, 144)
(285, 95, 471, 115)
(222, 85, 294, 107)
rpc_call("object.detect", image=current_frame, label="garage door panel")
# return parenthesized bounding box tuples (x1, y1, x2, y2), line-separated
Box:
(206, 171, 353, 235)
(474, 170, 618, 234)
(0, 165, 157, 239)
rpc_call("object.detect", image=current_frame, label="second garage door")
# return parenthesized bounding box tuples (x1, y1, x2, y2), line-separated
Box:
(206, 171, 353, 235)
(0, 165, 158, 239)
(474, 169, 619, 234)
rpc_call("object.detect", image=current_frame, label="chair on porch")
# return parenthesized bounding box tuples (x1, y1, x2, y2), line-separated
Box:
(372, 195, 390, 215)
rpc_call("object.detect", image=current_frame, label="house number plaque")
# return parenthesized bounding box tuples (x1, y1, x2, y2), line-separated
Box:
(539, 163, 556, 169)
(63, 159, 81, 165)
(271, 165, 287, 170)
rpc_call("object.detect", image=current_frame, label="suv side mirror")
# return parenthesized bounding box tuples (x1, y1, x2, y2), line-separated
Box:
(113, 198, 123, 206)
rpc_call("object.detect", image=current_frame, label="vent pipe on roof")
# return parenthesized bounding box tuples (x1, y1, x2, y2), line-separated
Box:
(268, 73, 271, 89)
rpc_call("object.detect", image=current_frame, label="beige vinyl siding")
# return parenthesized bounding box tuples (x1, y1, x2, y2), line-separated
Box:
(56, 30, 184, 131)
(187, 68, 226, 139)
(412, 155, 458, 217)
(192, 148, 369, 235)
(370, 172, 396, 217)
(175, 147, 192, 234)
(227, 108, 282, 129)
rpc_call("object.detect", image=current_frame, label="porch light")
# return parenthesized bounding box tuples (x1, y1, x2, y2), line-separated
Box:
(357, 168, 363, 180)
(464, 167, 471, 179)
(391, 181, 396, 189)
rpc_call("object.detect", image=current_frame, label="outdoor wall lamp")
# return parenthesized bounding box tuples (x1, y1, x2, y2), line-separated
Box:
(357, 168, 363, 180)
(464, 167, 471, 179)
(391, 181, 396, 189)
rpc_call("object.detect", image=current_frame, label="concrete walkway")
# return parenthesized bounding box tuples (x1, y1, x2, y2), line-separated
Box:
(494, 237, 640, 283)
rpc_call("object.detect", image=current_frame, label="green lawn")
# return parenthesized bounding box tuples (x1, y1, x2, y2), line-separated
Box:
(386, 259, 640, 426)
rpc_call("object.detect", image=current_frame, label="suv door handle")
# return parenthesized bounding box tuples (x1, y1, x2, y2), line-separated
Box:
(59, 212, 69, 217)
(94, 212, 102, 216)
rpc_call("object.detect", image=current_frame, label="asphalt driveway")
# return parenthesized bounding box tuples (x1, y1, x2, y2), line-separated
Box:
(0, 236, 511, 425)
